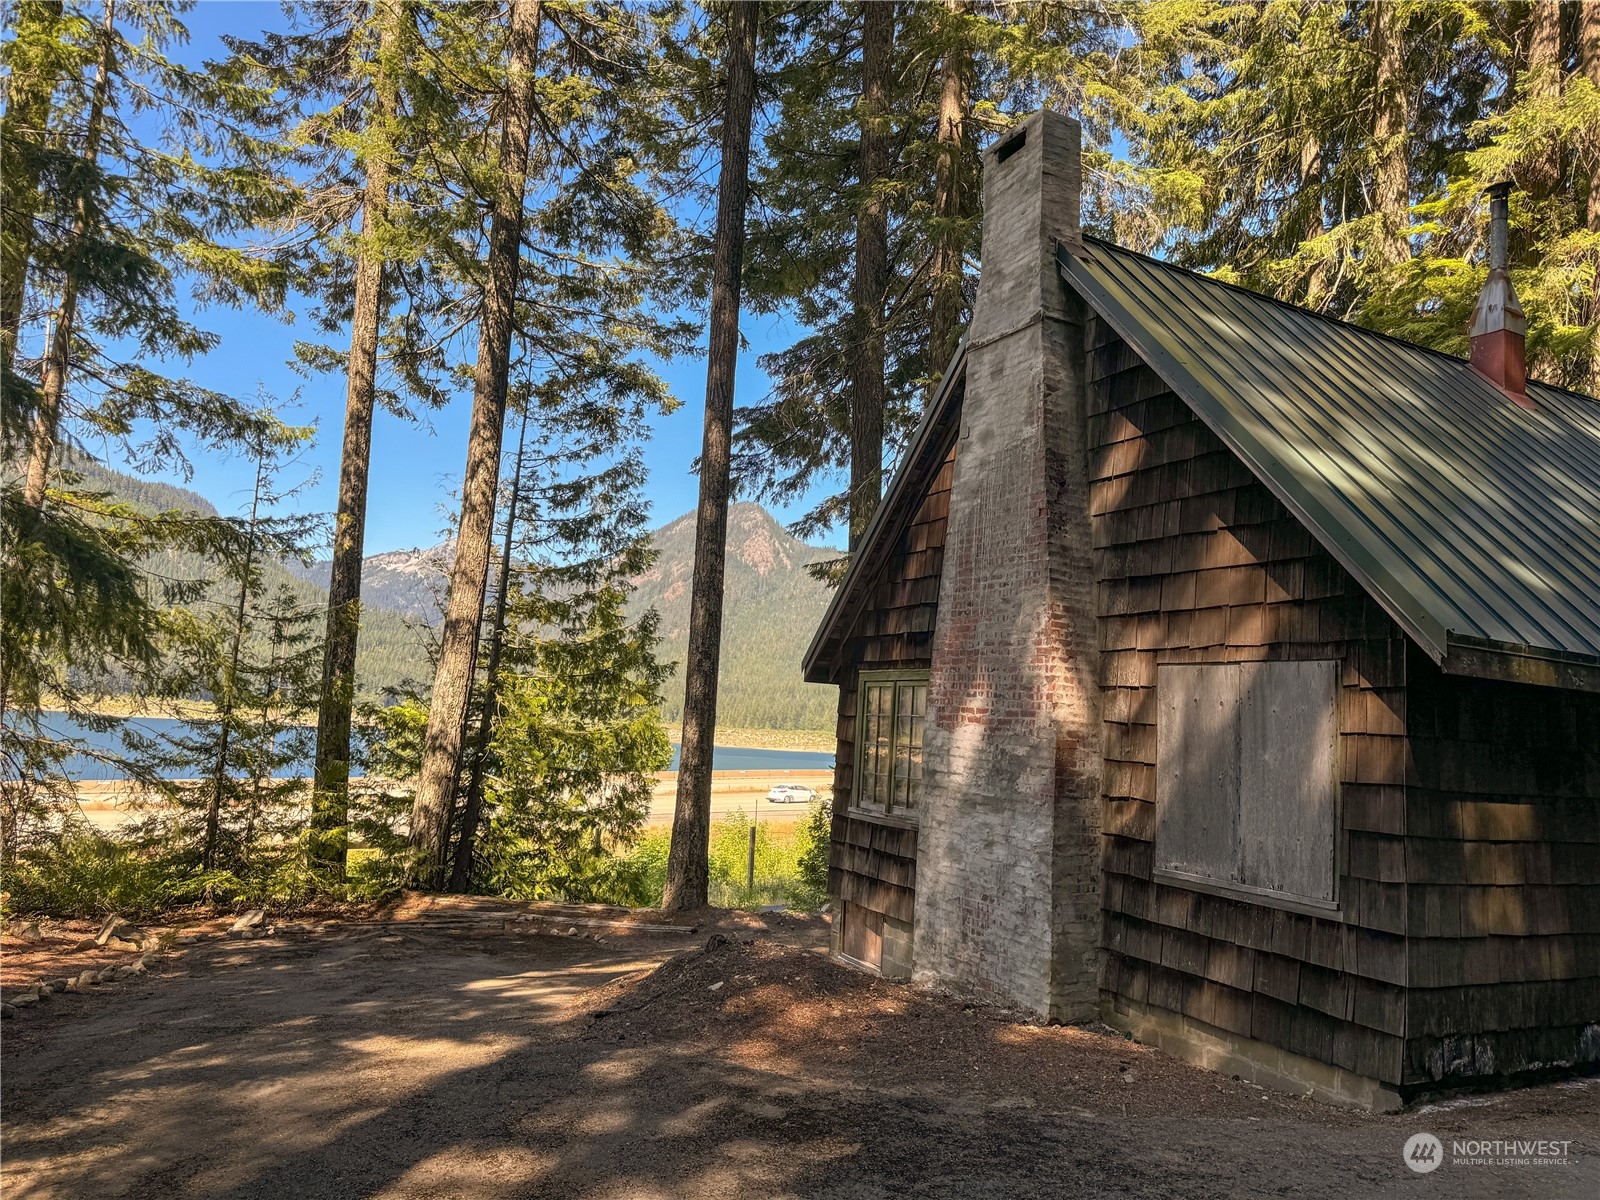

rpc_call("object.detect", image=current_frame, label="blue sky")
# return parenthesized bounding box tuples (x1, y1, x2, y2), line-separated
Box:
(136, 1, 843, 555)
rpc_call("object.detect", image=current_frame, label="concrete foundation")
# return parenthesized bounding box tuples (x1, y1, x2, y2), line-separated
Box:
(1102, 993, 1405, 1113)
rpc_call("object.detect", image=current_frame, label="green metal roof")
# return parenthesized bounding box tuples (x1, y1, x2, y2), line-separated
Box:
(1061, 238, 1600, 677)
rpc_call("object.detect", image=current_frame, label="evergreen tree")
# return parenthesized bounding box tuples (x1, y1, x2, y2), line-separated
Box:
(1582, 0, 1600, 394)
(448, 402, 529, 891)
(1127, 1, 1597, 390)
(1393, 0, 1600, 388)
(0, 0, 72, 381)
(0, 0, 297, 859)
(450, 401, 669, 896)
(308, 0, 400, 880)
(473, 570, 670, 902)
(927, 0, 975, 379)
(408, 0, 690, 887)
(141, 406, 322, 878)
(848, 0, 893, 545)
(226, 0, 414, 880)
(664, 0, 760, 913)
(409, 0, 545, 886)
(734, 1, 1134, 543)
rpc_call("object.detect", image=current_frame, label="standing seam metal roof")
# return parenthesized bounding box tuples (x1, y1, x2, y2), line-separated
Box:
(1060, 237, 1600, 666)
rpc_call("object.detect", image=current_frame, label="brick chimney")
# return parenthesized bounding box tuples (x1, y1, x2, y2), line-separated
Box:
(912, 109, 1102, 1022)
(1468, 182, 1531, 407)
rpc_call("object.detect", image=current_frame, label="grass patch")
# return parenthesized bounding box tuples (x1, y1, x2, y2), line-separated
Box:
(609, 802, 830, 910)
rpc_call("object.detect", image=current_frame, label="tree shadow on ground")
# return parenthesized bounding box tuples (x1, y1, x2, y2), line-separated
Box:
(3, 927, 1596, 1200)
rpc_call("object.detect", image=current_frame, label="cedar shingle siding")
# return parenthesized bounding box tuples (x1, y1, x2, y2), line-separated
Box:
(1404, 656, 1600, 1082)
(827, 447, 955, 966)
(1087, 315, 1600, 1091)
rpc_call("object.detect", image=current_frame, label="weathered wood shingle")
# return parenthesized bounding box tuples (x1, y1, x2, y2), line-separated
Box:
(1088, 315, 1413, 1085)
(827, 443, 957, 941)
(1089, 310, 1600, 1092)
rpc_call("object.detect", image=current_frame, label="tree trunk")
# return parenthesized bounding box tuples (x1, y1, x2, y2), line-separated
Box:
(449, 403, 530, 893)
(1526, 0, 1564, 197)
(1581, 0, 1600, 393)
(847, 0, 894, 548)
(1, 0, 65, 361)
(1527, 0, 1562, 85)
(409, 0, 542, 888)
(310, 0, 398, 881)
(22, 0, 114, 512)
(1369, 0, 1410, 267)
(927, 0, 970, 383)
(206, 453, 264, 872)
(1300, 132, 1328, 308)
(661, 0, 759, 913)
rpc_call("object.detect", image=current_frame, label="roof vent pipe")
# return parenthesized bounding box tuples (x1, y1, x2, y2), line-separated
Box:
(1468, 182, 1531, 407)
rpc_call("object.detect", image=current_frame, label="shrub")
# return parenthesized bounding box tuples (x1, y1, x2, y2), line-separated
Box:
(792, 798, 832, 911)
(4, 822, 403, 920)
(5, 829, 182, 919)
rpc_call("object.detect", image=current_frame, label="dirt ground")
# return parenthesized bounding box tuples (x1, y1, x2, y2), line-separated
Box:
(4, 900, 1598, 1199)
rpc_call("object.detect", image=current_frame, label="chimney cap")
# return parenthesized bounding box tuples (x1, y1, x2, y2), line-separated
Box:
(1469, 179, 1530, 406)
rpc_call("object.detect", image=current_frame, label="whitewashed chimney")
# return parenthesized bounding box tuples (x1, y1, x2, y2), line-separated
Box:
(913, 109, 1102, 1021)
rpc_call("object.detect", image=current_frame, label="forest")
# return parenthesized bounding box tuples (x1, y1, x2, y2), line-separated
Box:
(2, 0, 1597, 915)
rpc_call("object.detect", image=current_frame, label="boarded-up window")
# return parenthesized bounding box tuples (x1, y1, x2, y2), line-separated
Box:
(1155, 661, 1339, 910)
(855, 670, 928, 818)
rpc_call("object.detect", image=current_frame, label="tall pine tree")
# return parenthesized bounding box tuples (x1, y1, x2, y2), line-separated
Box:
(406, 0, 689, 888)
(0, 0, 299, 858)
(410, 0, 544, 887)
(663, 0, 761, 912)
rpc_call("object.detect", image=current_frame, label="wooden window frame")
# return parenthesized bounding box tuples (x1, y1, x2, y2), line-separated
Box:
(852, 668, 929, 823)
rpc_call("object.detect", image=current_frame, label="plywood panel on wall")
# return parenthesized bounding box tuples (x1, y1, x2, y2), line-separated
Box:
(1156, 664, 1240, 882)
(1156, 660, 1339, 904)
(1239, 659, 1339, 903)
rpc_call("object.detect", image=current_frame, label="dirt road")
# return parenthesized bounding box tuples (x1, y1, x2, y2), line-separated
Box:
(4, 907, 1597, 1199)
(71, 770, 835, 832)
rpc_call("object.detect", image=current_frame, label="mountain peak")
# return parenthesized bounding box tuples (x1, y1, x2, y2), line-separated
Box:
(299, 500, 840, 728)
(652, 501, 834, 578)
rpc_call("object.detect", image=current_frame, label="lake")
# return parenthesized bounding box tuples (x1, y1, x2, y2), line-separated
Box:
(38, 713, 834, 780)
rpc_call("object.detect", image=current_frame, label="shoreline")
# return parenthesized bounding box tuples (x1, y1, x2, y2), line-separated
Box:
(42, 707, 836, 755)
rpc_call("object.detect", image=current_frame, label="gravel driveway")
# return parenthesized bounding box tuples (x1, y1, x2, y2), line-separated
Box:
(3, 910, 1597, 1199)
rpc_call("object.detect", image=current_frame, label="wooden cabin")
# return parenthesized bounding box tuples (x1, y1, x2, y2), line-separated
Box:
(803, 110, 1600, 1110)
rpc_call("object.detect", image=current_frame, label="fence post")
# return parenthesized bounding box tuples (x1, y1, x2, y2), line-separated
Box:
(746, 824, 756, 897)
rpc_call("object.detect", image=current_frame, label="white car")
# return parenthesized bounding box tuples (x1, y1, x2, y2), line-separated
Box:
(765, 784, 816, 804)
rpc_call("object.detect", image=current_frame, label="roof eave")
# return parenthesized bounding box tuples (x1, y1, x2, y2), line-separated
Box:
(801, 338, 968, 684)
(1443, 635, 1600, 694)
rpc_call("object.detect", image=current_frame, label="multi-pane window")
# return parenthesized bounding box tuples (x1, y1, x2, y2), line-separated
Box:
(856, 671, 928, 817)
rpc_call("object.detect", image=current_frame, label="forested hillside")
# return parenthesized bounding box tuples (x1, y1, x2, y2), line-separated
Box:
(70, 458, 434, 698)
(637, 504, 839, 731)
(288, 543, 451, 625)
(293, 502, 841, 731)
(64, 458, 836, 727)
